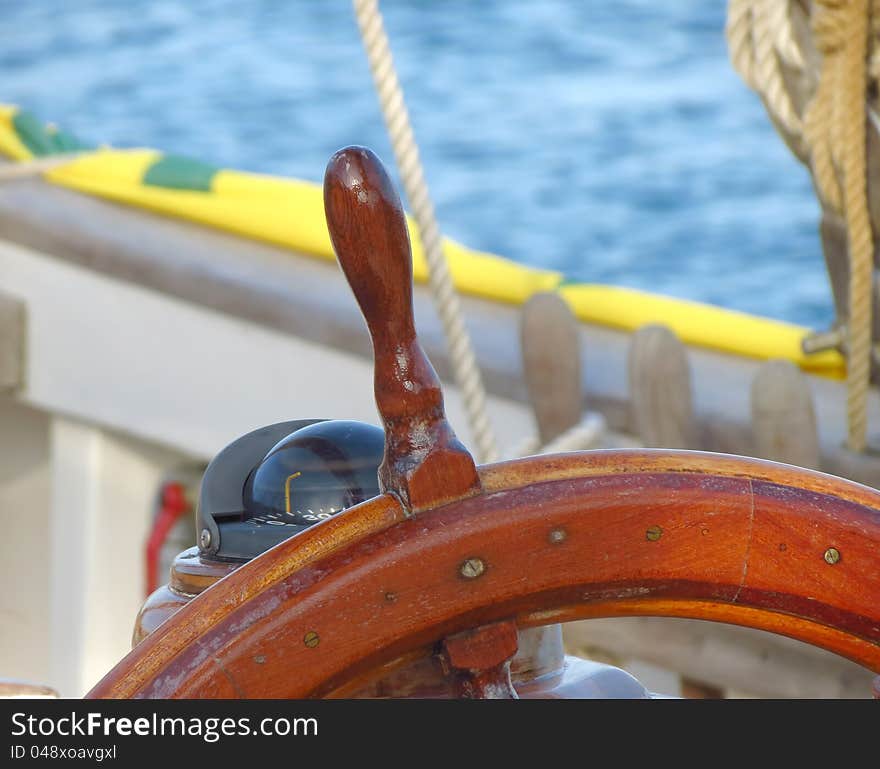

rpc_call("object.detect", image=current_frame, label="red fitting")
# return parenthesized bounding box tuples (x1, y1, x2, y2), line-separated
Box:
(144, 481, 191, 597)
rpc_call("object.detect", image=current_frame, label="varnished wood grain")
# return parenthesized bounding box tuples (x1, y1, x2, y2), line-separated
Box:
(439, 620, 519, 698)
(441, 621, 519, 672)
(87, 492, 405, 698)
(86, 449, 880, 699)
(323, 146, 480, 513)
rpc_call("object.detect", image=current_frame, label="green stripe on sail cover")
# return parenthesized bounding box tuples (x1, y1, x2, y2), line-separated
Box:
(13, 110, 92, 157)
(143, 154, 219, 192)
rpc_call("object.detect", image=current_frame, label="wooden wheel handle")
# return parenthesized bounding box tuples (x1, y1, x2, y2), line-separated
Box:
(324, 146, 480, 514)
(85, 148, 880, 698)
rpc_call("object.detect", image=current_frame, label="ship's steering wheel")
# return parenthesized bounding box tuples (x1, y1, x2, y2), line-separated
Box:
(87, 148, 880, 699)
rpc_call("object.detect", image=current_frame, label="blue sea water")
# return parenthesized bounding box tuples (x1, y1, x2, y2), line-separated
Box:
(0, 0, 833, 328)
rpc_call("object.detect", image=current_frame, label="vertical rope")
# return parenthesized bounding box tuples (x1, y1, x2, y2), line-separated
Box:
(839, 0, 872, 451)
(352, 0, 498, 462)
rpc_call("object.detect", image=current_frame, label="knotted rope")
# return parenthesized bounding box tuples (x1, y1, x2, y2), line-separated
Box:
(726, 0, 875, 452)
(727, 0, 806, 138)
(352, 0, 498, 462)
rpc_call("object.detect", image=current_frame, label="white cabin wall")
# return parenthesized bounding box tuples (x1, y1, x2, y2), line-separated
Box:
(47, 417, 194, 697)
(0, 235, 536, 696)
(0, 397, 195, 697)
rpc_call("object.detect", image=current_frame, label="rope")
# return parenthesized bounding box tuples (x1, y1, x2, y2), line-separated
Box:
(726, 0, 875, 452)
(726, 0, 804, 139)
(837, 0, 873, 452)
(805, 0, 873, 452)
(352, 0, 498, 462)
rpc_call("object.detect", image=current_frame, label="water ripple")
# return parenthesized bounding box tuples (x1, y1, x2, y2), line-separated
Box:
(0, 0, 832, 327)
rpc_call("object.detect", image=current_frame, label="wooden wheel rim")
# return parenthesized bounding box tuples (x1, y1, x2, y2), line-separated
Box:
(88, 449, 880, 698)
